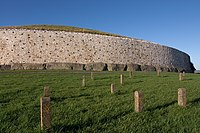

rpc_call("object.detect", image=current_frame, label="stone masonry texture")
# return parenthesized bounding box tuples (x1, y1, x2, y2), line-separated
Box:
(0, 29, 194, 72)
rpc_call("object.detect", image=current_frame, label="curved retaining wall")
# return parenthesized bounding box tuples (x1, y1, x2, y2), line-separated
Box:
(0, 29, 194, 72)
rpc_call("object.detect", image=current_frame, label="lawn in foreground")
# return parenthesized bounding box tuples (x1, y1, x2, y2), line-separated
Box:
(0, 70, 200, 132)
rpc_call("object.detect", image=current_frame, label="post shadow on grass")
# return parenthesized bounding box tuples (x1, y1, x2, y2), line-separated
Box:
(51, 94, 91, 102)
(146, 100, 176, 112)
(184, 78, 193, 81)
(52, 110, 132, 132)
(190, 97, 200, 105)
(123, 80, 144, 86)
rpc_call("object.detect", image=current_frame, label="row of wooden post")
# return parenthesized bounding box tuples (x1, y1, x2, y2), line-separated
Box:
(133, 88, 187, 112)
(40, 86, 187, 130)
(82, 73, 125, 87)
(40, 71, 186, 130)
(83, 71, 185, 87)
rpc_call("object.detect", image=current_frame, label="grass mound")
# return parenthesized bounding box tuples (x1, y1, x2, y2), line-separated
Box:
(0, 25, 125, 37)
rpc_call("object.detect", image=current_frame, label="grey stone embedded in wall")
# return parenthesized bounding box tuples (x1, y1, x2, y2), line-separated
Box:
(0, 65, 11, 70)
(169, 67, 178, 72)
(22, 63, 45, 70)
(141, 65, 156, 72)
(92, 63, 108, 71)
(85, 63, 93, 71)
(127, 63, 141, 71)
(11, 63, 24, 70)
(46, 63, 73, 70)
(107, 64, 127, 71)
(71, 63, 85, 70)
(157, 67, 170, 72)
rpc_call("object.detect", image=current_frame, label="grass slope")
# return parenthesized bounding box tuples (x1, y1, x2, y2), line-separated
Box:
(0, 70, 200, 132)
(0, 25, 125, 37)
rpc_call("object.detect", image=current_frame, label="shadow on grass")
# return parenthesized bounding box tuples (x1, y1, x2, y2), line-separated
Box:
(190, 97, 200, 105)
(53, 109, 132, 132)
(0, 99, 10, 104)
(161, 75, 169, 78)
(51, 94, 91, 102)
(184, 78, 193, 81)
(134, 80, 144, 83)
(147, 101, 176, 112)
(124, 80, 144, 86)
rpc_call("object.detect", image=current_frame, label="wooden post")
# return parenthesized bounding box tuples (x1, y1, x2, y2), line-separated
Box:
(91, 72, 94, 80)
(179, 73, 184, 81)
(120, 74, 124, 85)
(111, 84, 116, 93)
(178, 88, 186, 107)
(44, 86, 49, 97)
(82, 75, 86, 87)
(129, 71, 133, 78)
(40, 97, 51, 130)
(157, 70, 160, 77)
(134, 91, 144, 112)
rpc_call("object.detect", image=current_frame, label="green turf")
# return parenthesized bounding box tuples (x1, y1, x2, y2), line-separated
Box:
(0, 70, 200, 132)
(0, 25, 125, 38)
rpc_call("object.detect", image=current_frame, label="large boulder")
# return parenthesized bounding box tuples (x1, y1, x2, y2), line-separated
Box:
(168, 67, 178, 72)
(107, 64, 127, 71)
(0, 65, 11, 70)
(46, 63, 72, 70)
(92, 63, 108, 71)
(22, 63, 45, 70)
(127, 63, 141, 71)
(71, 63, 85, 70)
(156, 67, 170, 72)
(11, 63, 24, 70)
(85, 63, 93, 71)
(141, 65, 156, 71)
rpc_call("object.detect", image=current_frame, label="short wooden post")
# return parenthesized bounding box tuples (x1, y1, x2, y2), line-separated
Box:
(82, 75, 86, 87)
(120, 74, 124, 85)
(40, 97, 51, 130)
(179, 73, 184, 81)
(157, 70, 160, 77)
(129, 71, 133, 78)
(134, 91, 144, 112)
(111, 84, 116, 93)
(91, 72, 94, 80)
(178, 88, 186, 107)
(44, 86, 50, 97)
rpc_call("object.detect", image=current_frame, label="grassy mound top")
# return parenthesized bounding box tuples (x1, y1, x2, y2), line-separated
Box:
(0, 25, 125, 37)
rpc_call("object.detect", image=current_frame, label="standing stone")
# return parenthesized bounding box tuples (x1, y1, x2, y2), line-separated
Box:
(120, 74, 124, 85)
(40, 97, 51, 130)
(179, 73, 184, 81)
(111, 84, 116, 93)
(82, 75, 86, 87)
(91, 72, 94, 80)
(178, 88, 186, 107)
(129, 71, 133, 78)
(44, 86, 50, 97)
(134, 91, 144, 112)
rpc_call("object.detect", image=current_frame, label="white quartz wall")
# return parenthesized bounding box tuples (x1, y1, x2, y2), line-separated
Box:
(0, 29, 192, 71)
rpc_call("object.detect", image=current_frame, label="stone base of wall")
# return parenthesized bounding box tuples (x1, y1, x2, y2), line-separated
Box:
(0, 62, 193, 73)
(107, 64, 127, 71)
(0, 65, 11, 70)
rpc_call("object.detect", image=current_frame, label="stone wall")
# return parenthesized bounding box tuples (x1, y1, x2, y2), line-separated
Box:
(0, 29, 194, 72)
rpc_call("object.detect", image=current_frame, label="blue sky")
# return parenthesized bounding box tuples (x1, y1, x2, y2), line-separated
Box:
(0, 0, 199, 69)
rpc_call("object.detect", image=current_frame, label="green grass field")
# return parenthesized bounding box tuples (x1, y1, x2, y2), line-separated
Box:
(0, 70, 200, 133)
